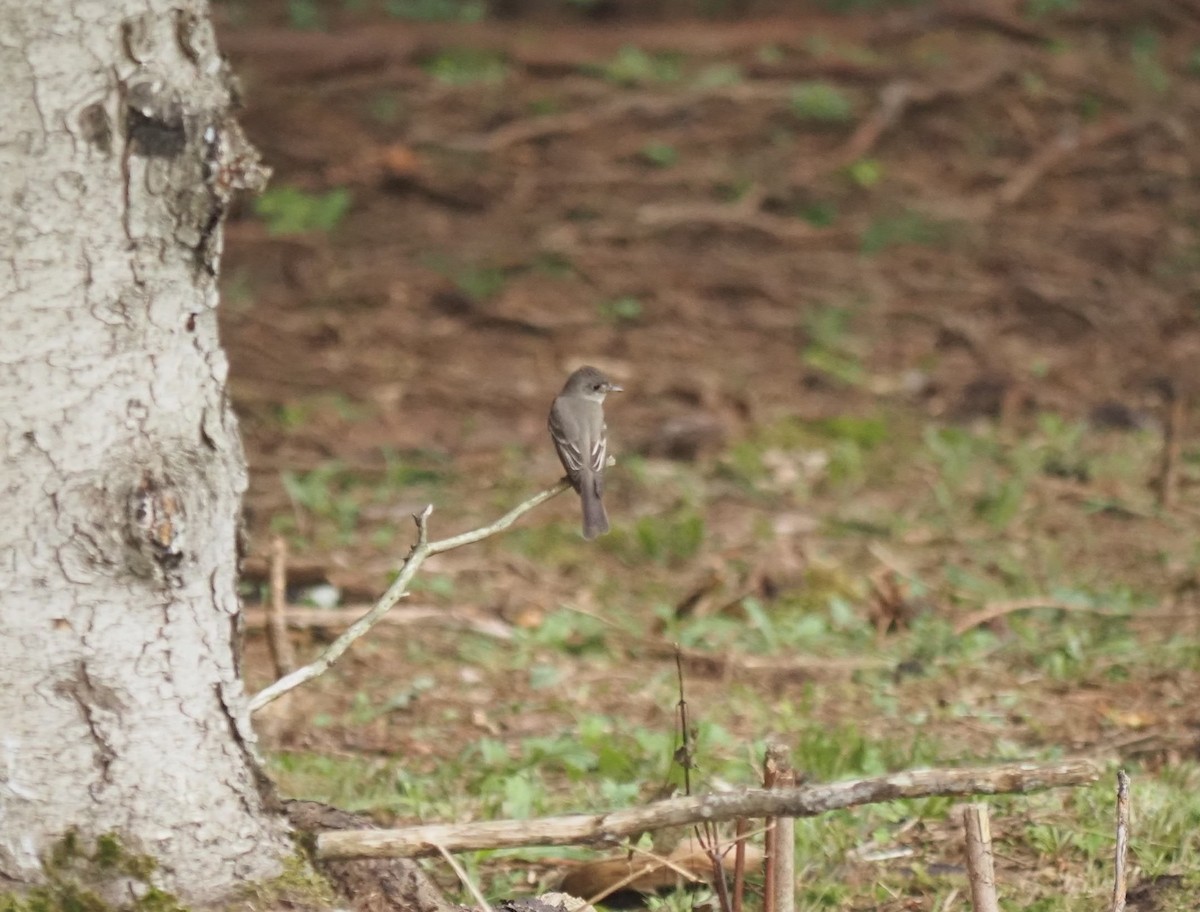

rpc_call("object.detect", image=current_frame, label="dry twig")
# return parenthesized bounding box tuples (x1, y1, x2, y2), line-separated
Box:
(1157, 390, 1186, 510)
(582, 841, 703, 905)
(669, 644, 890, 678)
(962, 804, 1000, 912)
(793, 63, 1011, 183)
(765, 746, 796, 912)
(762, 752, 778, 912)
(673, 650, 734, 912)
(435, 843, 493, 912)
(265, 536, 296, 678)
(317, 759, 1101, 860)
(248, 481, 570, 713)
(989, 117, 1138, 211)
(953, 597, 1127, 636)
(242, 605, 514, 640)
(1111, 770, 1130, 912)
(732, 817, 748, 912)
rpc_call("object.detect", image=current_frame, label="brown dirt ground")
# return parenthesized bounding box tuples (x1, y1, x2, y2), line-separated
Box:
(214, 0, 1200, 906)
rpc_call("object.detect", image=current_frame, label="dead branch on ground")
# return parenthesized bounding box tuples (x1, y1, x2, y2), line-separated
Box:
(953, 597, 1129, 636)
(248, 480, 570, 713)
(794, 63, 1012, 183)
(242, 604, 515, 640)
(987, 117, 1139, 212)
(317, 758, 1101, 860)
(665, 644, 892, 679)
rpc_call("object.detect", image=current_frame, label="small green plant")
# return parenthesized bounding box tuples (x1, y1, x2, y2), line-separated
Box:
(598, 295, 644, 323)
(254, 186, 352, 236)
(638, 142, 679, 168)
(596, 46, 683, 86)
(797, 199, 838, 227)
(602, 510, 706, 566)
(819, 0, 927, 10)
(423, 48, 508, 85)
(273, 393, 372, 431)
(365, 90, 403, 124)
(454, 264, 507, 301)
(802, 302, 865, 386)
(527, 97, 560, 116)
(1131, 27, 1170, 95)
(789, 81, 855, 122)
(286, 0, 323, 30)
(845, 157, 883, 188)
(1079, 93, 1103, 121)
(1024, 0, 1077, 15)
(385, 0, 487, 21)
(281, 463, 361, 541)
(860, 209, 955, 254)
(694, 62, 743, 88)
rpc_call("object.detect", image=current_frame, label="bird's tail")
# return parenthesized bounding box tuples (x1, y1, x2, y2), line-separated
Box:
(581, 485, 609, 540)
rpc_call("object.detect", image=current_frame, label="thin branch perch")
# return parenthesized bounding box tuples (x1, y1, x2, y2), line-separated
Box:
(248, 480, 570, 713)
(316, 758, 1100, 860)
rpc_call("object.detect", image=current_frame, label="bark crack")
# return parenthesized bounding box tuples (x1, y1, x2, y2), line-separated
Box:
(215, 682, 283, 816)
(54, 661, 124, 788)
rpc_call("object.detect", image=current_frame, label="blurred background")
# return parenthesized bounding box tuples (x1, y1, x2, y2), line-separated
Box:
(216, 1, 1200, 907)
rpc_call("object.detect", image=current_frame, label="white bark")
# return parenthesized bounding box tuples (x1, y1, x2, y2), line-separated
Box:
(0, 0, 288, 902)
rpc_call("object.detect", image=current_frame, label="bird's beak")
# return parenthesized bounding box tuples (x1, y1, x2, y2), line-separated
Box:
(607, 383, 624, 393)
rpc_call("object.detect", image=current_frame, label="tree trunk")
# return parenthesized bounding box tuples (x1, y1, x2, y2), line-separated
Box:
(0, 0, 290, 902)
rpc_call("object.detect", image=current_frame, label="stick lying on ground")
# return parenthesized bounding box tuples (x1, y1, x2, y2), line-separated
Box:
(316, 759, 1101, 860)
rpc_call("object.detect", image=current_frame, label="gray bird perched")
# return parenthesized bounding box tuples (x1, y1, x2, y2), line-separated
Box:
(548, 366, 623, 539)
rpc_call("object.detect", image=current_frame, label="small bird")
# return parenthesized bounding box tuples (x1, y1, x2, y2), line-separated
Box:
(548, 365, 623, 539)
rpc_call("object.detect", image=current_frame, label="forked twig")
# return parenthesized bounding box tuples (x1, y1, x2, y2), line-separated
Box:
(248, 480, 570, 713)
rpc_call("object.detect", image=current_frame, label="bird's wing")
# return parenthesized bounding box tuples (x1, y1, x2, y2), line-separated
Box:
(548, 400, 584, 476)
(591, 422, 607, 496)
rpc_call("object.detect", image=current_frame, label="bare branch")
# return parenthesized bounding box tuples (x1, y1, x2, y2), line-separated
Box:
(248, 480, 570, 713)
(962, 804, 1000, 912)
(952, 597, 1128, 636)
(1111, 770, 1130, 912)
(242, 605, 514, 640)
(435, 843, 494, 912)
(265, 536, 296, 677)
(317, 759, 1101, 860)
(1157, 391, 1186, 510)
(766, 746, 796, 912)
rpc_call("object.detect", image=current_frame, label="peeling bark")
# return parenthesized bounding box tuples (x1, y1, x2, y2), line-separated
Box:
(0, 0, 286, 902)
